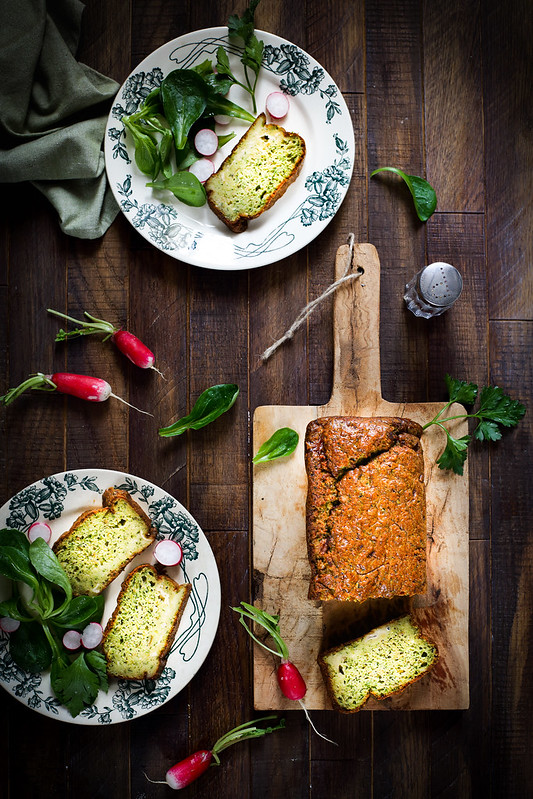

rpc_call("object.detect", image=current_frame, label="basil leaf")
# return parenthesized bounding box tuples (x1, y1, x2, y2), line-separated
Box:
(253, 428, 299, 463)
(51, 594, 105, 630)
(161, 69, 208, 151)
(0, 546, 39, 589)
(29, 538, 72, 601)
(146, 172, 206, 207)
(159, 383, 239, 437)
(371, 166, 437, 221)
(9, 621, 52, 673)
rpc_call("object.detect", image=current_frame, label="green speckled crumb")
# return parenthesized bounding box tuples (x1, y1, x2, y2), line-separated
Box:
(319, 616, 438, 712)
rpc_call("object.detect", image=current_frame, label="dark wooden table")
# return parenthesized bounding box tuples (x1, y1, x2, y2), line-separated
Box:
(2, 0, 532, 797)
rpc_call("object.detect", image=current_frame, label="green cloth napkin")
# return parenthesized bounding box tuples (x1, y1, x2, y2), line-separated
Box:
(0, 0, 121, 238)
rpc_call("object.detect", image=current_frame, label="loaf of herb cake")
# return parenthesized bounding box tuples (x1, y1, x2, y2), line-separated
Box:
(53, 488, 157, 596)
(318, 615, 438, 712)
(205, 112, 306, 232)
(305, 416, 427, 601)
(102, 564, 191, 680)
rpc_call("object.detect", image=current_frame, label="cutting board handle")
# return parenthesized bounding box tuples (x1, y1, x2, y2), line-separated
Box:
(327, 242, 382, 412)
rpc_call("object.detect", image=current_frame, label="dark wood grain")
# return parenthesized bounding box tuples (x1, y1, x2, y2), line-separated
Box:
(1, 0, 532, 796)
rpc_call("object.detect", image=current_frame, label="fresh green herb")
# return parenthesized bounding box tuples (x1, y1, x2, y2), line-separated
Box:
(370, 166, 437, 221)
(158, 383, 239, 437)
(0, 529, 107, 717)
(220, 0, 264, 113)
(146, 171, 207, 206)
(253, 427, 299, 463)
(423, 374, 526, 474)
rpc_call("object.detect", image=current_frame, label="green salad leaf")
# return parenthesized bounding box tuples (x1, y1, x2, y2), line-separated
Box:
(158, 383, 239, 437)
(371, 166, 437, 221)
(0, 527, 107, 717)
(253, 428, 299, 463)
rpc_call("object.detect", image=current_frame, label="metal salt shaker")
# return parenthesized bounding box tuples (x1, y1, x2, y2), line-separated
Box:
(404, 262, 463, 319)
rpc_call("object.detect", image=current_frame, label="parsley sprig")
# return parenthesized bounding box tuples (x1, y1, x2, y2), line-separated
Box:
(423, 374, 526, 474)
(217, 0, 264, 113)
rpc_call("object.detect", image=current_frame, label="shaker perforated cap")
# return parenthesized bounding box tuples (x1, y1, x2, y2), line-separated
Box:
(418, 262, 463, 307)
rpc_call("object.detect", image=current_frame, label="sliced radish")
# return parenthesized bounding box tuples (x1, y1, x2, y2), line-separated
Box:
(63, 630, 82, 650)
(27, 521, 52, 543)
(266, 91, 290, 119)
(188, 158, 215, 183)
(194, 128, 219, 157)
(81, 622, 103, 649)
(0, 617, 21, 633)
(154, 539, 183, 567)
(214, 114, 231, 126)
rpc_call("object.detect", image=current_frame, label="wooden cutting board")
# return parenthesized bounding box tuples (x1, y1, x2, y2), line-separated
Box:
(252, 243, 469, 711)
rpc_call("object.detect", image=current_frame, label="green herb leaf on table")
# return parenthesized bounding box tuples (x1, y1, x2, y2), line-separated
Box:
(370, 166, 437, 221)
(422, 373, 526, 474)
(253, 428, 299, 463)
(158, 383, 239, 437)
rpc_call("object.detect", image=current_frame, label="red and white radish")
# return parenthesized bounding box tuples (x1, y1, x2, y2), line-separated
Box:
(81, 622, 103, 649)
(214, 114, 231, 126)
(188, 158, 215, 183)
(194, 128, 219, 157)
(232, 602, 336, 744)
(0, 617, 21, 633)
(27, 521, 52, 544)
(145, 716, 285, 790)
(154, 539, 183, 567)
(47, 308, 162, 374)
(265, 91, 290, 120)
(62, 630, 82, 650)
(0, 372, 152, 415)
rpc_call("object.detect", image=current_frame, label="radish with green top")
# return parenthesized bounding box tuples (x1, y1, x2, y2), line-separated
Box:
(146, 716, 285, 790)
(47, 308, 162, 373)
(0, 372, 151, 415)
(27, 521, 52, 544)
(232, 601, 337, 744)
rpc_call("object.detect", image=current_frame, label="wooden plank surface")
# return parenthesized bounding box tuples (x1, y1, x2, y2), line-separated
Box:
(1, 0, 531, 796)
(253, 243, 469, 710)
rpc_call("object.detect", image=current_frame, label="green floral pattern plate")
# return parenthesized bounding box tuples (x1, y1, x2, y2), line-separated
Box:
(104, 27, 355, 270)
(0, 469, 220, 725)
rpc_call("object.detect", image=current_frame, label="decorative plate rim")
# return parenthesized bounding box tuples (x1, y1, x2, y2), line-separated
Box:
(104, 26, 355, 270)
(0, 469, 221, 725)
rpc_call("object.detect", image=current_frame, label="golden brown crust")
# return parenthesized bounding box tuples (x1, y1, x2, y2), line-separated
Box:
(103, 564, 191, 680)
(205, 113, 306, 233)
(305, 416, 427, 602)
(317, 615, 439, 713)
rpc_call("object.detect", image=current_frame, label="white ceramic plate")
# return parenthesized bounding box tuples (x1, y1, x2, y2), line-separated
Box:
(104, 27, 355, 270)
(0, 469, 220, 725)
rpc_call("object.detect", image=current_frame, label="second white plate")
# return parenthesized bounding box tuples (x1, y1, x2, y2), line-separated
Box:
(105, 27, 355, 270)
